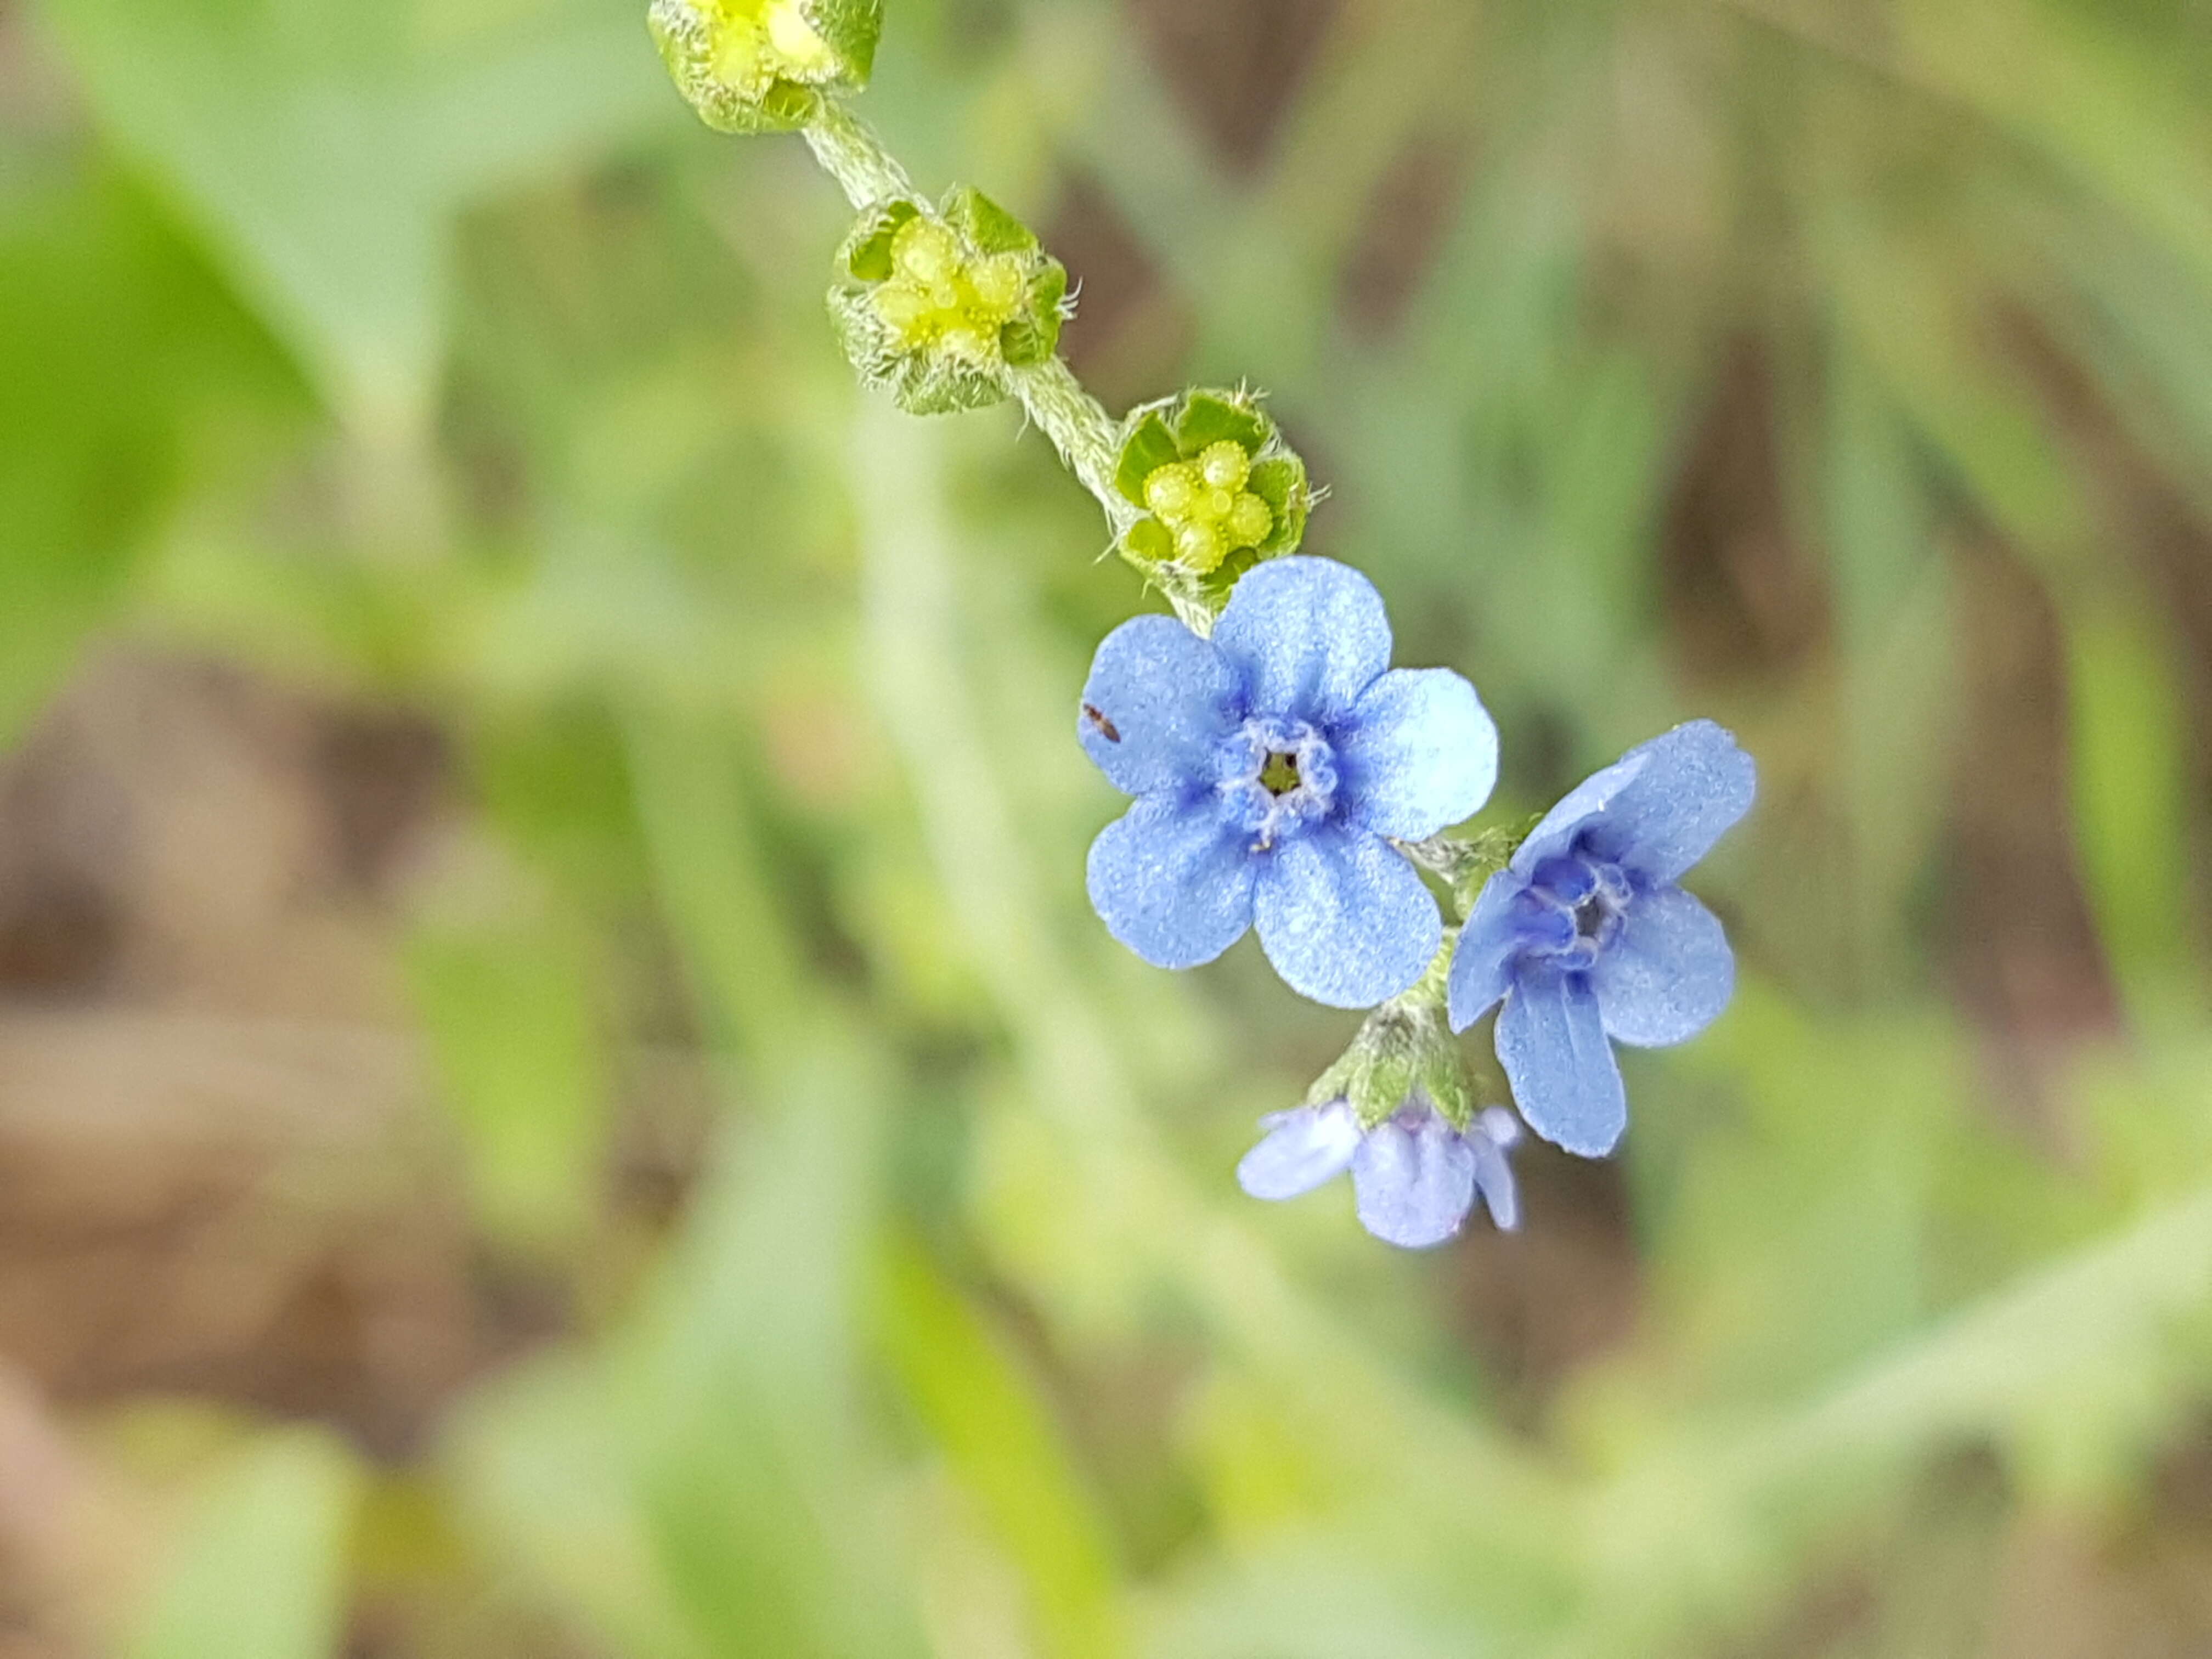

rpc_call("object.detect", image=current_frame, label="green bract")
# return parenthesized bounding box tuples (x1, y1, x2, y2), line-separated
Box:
(1113, 388, 1312, 599)
(830, 189, 1069, 416)
(649, 0, 881, 134)
(1306, 946, 1475, 1133)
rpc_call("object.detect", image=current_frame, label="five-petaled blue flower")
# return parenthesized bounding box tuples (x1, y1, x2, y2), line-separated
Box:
(1238, 1097, 1522, 1249)
(1447, 721, 1755, 1157)
(1079, 557, 1497, 1008)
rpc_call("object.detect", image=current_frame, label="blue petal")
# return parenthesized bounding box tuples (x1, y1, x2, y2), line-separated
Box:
(1237, 1102, 1363, 1200)
(1086, 793, 1256, 969)
(1078, 614, 1241, 797)
(1514, 720, 1755, 882)
(1495, 967, 1626, 1157)
(1446, 867, 1524, 1030)
(1593, 884, 1735, 1047)
(1469, 1107, 1522, 1231)
(1351, 1111, 1477, 1249)
(1509, 748, 1654, 872)
(1211, 557, 1392, 723)
(1253, 825, 1440, 1008)
(1338, 668, 1499, 840)
(1578, 720, 1756, 882)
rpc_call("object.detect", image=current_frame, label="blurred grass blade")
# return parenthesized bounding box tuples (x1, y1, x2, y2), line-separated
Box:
(127, 1430, 363, 1659)
(452, 1036, 929, 1659)
(875, 1232, 1124, 1659)
(405, 894, 608, 1251)
(623, 709, 806, 1066)
(2063, 602, 2197, 1008)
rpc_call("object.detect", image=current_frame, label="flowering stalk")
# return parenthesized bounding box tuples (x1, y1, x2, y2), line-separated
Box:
(652, 6, 1758, 1248)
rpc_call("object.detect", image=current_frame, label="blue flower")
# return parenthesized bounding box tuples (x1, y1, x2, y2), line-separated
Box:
(1446, 720, 1754, 1157)
(1079, 558, 1497, 1008)
(1237, 1097, 1522, 1249)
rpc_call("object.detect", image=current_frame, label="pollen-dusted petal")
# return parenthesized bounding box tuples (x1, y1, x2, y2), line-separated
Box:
(1350, 1111, 1478, 1249)
(1211, 557, 1393, 724)
(1085, 793, 1256, 970)
(1237, 1102, 1363, 1200)
(1592, 883, 1736, 1047)
(1577, 720, 1757, 883)
(1447, 867, 1523, 1031)
(1496, 967, 1626, 1158)
(1252, 825, 1438, 1009)
(1338, 667, 1498, 841)
(1078, 614, 1240, 797)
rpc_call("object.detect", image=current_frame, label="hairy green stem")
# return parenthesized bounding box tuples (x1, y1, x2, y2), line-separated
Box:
(802, 100, 912, 206)
(1005, 356, 1130, 529)
(803, 99, 1218, 630)
(1008, 358, 1213, 630)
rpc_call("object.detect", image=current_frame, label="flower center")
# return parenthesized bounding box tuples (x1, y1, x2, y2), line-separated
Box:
(867, 216, 1027, 360)
(1217, 718, 1337, 850)
(1516, 852, 1632, 972)
(1138, 441, 1276, 575)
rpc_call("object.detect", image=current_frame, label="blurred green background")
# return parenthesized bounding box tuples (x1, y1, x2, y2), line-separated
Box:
(2, 0, 2210, 1655)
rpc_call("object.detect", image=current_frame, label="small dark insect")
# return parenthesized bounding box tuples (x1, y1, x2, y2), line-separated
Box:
(1081, 703, 1122, 743)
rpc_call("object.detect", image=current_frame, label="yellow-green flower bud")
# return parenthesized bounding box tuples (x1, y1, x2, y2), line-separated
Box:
(831, 188, 1070, 415)
(650, 0, 882, 134)
(1143, 464, 1200, 519)
(1225, 492, 1274, 547)
(1197, 440, 1249, 492)
(1114, 388, 1314, 601)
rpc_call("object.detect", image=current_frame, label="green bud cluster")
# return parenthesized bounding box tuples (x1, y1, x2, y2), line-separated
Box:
(650, 0, 881, 132)
(1305, 942, 1475, 1132)
(831, 189, 1069, 415)
(1114, 390, 1311, 599)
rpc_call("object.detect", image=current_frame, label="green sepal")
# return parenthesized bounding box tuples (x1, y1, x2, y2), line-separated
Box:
(649, 0, 883, 136)
(1304, 1051, 1361, 1111)
(842, 199, 921, 283)
(1124, 517, 1175, 562)
(1245, 454, 1310, 554)
(1114, 411, 1181, 507)
(1174, 391, 1268, 455)
(1417, 1044, 1477, 1133)
(1111, 386, 1316, 596)
(828, 187, 1068, 416)
(1298, 933, 1466, 1133)
(1199, 546, 1261, 602)
(999, 260, 1067, 369)
(942, 185, 1039, 257)
(807, 0, 882, 80)
(1444, 823, 1531, 919)
(1349, 1040, 1420, 1130)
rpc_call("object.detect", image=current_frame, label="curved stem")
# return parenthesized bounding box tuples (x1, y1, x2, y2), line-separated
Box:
(802, 100, 912, 206)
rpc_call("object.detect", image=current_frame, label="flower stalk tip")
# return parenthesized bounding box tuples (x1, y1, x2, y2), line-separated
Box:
(650, 0, 883, 133)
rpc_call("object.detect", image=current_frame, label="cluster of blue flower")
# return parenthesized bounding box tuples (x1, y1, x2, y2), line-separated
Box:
(1078, 557, 1755, 1249)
